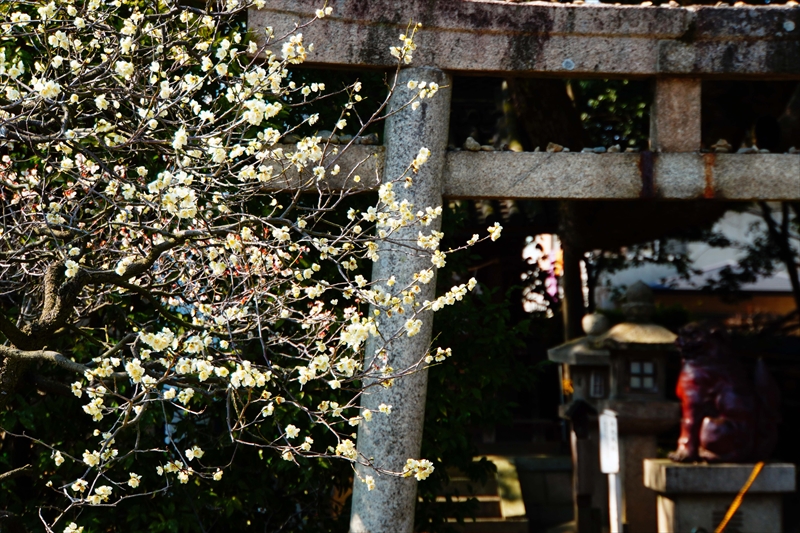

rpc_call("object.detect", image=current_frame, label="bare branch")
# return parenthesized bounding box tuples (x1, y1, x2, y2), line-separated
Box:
(0, 346, 88, 375)
(0, 464, 32, 483)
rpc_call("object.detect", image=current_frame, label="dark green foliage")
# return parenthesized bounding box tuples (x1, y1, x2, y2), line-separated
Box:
(702, 203, 799, 314)
(570, 79, 651, 149)
(0, 383, 354, 532)
(416, 286, 534, 532)
(285, 69, 388, 141)
(414, 202, 537, 532)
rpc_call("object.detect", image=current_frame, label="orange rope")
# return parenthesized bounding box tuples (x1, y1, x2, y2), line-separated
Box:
(713, 461, 765, 533)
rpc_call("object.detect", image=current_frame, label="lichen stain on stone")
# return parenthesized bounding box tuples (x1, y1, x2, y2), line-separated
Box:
(348, 0, 372, 20)
(454, 1, 550, 32)
(358, 23, 394, 66)
(414, 102, 429, 139)
(507, 33, 549, 72)
(719, 44, 737, 73)
(677, 16, 697, 45)
(505, 11, 554, 72)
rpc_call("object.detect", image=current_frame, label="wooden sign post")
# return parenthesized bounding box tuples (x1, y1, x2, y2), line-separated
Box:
(600, 410, 623, 533)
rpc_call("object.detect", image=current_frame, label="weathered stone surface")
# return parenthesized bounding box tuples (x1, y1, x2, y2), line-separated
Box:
(620, 434, 658, 533)
(249, 0, 800, 77)
(663, 494, 782, 533)
(262, 148, 800, 200)
(644, 459, 796, 494)
(712, 154, 800, 200)
(599, 400, 680, 434)
(646, 459, 796, 533)
(548, 337, 610, 366)
(443, 152, 643, 199)
(350, 67, 452, 533)
(650, 78, 701, 152)
(599, 322, 677, 346)
(652, 153, 706, 198)
(443, 152, 800, 200)
(582, 313, 611, 337)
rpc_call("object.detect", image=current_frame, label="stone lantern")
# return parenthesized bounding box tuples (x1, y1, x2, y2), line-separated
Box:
(594, 281, 681, 533)
(548, 281, 681, 533)
(549, 312, 612, 406)
(602, 281, 674, 404)
(548, 312, 612, 533)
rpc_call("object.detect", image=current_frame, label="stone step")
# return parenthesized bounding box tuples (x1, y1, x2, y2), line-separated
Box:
(544, 520, 577, 533)
(445, 518, 529, 533)
(431, 456, 532, 532)
(438, 476, 499, 497)
(432, 497, 504, 519)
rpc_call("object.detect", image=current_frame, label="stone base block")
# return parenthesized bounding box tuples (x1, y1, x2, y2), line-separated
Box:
(644, 459, 796, 533)
(657, 493, 781, 533)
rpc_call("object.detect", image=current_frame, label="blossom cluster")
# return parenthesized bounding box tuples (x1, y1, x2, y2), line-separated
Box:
(0, 1, 503, 529)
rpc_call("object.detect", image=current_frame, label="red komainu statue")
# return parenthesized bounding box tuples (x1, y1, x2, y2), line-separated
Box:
(669, 322, 780, 463)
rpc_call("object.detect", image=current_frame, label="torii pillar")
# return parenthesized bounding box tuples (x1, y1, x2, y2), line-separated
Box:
(350, 67, 452, 533)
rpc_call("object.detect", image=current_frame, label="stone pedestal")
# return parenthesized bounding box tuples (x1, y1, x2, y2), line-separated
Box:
(600, 401, 680, 533)
(644, 459, 796, 533)
(571, 423, 607, 533)
(550, 288, 681, 533)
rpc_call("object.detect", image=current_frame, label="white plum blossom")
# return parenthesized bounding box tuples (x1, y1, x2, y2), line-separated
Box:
(127, 473, 142, 488)
(403, 458, 435, 481)
(173, 127, 188, 151)
(114, 61, 134, 79)
(335, 439, 357, 460)
(0, 7, 503, 525)
(125, 360, 145, 383)
(35, 79, 61, 99)
(177, 388, 194, 405)
(71, 479, 88, 493)
(64, 260, 79, 278)
(115, 256, 136, 276)
(285, 425, 300, 439)
(139, 328, 176, 352)
(185, 446, 204, 461)
(405, 319, 422, 337)
(95, 94, 109, 110)
(82, 450, 100, 467)
(489, 222, 503, 241)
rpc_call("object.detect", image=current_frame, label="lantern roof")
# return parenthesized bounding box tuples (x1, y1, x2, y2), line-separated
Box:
(548, 336, 610, 366)
(597, 281, 677, 349)
(548, 281, 680, 362)
(597, 322, 677, 349)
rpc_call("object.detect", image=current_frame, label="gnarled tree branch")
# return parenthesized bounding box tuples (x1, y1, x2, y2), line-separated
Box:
(0, 346, 88, 375)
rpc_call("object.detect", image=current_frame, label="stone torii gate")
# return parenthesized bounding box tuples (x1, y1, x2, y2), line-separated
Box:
(249, 1, 800, 531)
